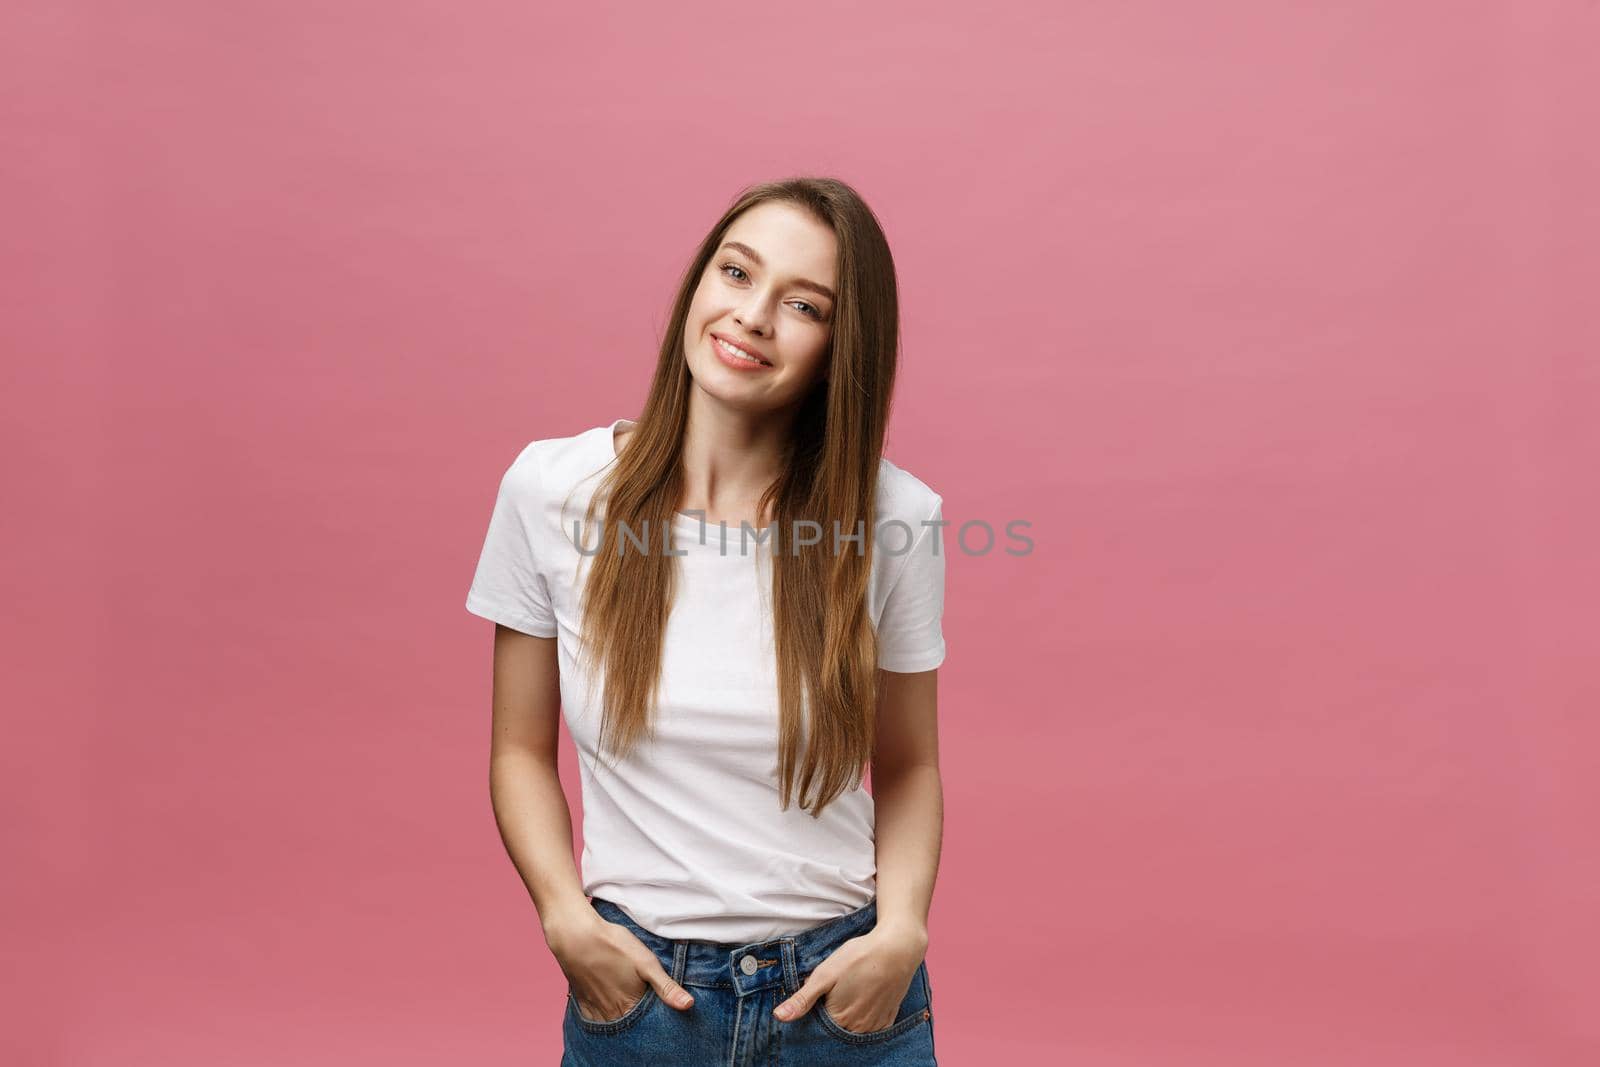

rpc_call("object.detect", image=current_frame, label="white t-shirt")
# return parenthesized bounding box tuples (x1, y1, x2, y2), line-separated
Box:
(465, 417, 947, 942)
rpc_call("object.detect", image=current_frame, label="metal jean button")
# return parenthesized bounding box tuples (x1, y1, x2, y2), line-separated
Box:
(739, 955, 758, 975)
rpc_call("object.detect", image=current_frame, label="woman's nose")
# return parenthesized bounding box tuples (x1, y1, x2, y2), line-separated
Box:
(734, 302, 770, 336)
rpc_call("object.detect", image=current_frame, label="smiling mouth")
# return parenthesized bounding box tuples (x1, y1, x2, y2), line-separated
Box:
(714, 336, 772, 366)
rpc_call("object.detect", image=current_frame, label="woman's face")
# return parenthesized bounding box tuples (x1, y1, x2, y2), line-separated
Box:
(683, 200, 837, 412)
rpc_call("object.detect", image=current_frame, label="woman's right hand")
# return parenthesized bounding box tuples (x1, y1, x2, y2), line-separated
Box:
(547, 911, 696, 1022)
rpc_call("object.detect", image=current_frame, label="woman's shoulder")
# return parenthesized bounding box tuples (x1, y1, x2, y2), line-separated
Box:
(493, 420, 618, 503)
(875, 455, 943, 528)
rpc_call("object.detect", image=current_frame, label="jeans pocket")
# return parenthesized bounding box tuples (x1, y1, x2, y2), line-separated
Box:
(814, 960, 932, 1045)
(567, 983, 659, 1035)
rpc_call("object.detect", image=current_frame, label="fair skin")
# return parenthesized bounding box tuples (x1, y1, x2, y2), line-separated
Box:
(674, 198, 838, 529)
(484, 200, 944, 1033)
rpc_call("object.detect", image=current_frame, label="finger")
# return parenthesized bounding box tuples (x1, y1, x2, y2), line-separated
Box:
(773, 974, 826, 1021)
(643, 958, 695, 1010)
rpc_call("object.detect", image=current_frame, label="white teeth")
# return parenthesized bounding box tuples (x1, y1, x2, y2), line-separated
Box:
(716, 338, 764, 364)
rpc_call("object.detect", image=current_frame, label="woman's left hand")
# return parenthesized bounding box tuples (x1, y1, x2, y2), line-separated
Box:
(772, 923, 928, 1032)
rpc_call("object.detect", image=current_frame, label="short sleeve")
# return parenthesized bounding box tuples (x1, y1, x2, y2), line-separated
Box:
(465, 442, 559, 638)
(876, 495, 948, 673)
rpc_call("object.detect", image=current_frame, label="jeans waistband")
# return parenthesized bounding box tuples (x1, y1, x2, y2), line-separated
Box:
(588, 896, 878, 995)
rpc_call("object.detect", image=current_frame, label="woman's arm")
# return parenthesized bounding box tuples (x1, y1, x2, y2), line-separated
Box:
(487, 624, 697, 1018)
(485, 624, 593, 943)
(869, 666, 944, 951)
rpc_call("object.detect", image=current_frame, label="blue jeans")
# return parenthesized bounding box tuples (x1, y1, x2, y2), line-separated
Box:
(562, 895, 939, 1065)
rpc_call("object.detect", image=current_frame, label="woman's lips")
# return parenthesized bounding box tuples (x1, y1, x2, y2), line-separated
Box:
(712, 335, 772, 370)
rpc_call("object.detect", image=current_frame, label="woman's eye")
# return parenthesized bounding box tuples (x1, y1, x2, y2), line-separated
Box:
(720, 263, 824, 320)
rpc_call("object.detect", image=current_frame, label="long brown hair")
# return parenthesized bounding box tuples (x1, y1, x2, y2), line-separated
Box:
(567, 177, 901, 818)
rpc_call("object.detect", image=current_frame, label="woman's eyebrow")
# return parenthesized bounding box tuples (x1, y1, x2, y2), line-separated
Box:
(720, 241, 836, 302)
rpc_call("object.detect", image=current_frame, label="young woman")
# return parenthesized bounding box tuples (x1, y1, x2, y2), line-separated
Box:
(466, 177, 947, 1065)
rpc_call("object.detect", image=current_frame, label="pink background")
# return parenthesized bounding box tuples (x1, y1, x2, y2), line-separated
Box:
(4, 2, 1596, 1064)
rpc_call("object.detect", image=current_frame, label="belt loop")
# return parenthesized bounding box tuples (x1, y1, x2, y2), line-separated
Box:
(672, 941, 687, 984)
(780, 939, 799, 996)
